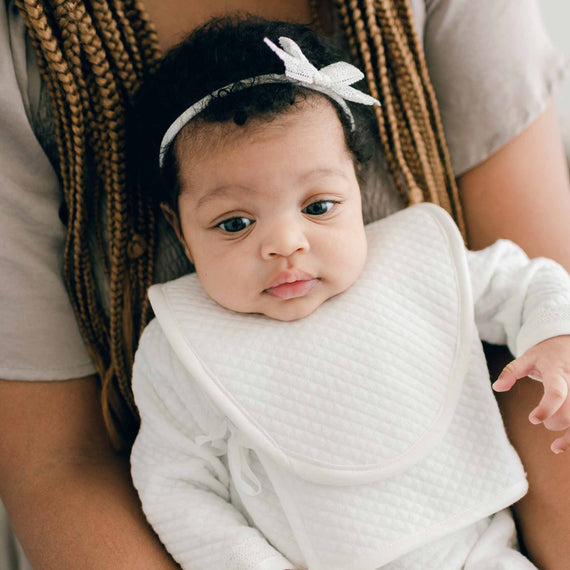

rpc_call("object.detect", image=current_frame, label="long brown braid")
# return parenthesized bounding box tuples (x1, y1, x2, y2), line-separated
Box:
(15, 0, 160, 449)
(15, 0, 464, 449)
(332, 0, 464, 232)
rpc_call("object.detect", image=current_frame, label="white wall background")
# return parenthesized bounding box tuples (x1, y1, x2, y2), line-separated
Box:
(540, 1, 570, 119)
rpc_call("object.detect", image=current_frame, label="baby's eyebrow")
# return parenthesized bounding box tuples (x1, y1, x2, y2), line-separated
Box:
(195, 167, 349, 210)
(297, 167, 350, 184)
(196, 185, 249, 209)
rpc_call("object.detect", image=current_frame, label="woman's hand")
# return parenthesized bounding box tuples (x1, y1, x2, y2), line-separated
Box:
(493, 335, 570, 453)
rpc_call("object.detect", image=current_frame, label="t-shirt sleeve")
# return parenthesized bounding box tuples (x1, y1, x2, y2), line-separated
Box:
(0, 2, 96, 380)
(422, 0, 569, 176)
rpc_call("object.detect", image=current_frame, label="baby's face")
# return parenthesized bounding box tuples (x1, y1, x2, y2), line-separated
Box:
(174, 99, 367, 321)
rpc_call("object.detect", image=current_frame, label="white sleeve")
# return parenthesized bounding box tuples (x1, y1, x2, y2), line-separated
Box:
(467, 239, 570, 357)
(131, 320, 294, 570)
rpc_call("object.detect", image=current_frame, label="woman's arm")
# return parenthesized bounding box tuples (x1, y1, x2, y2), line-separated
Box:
(459, 103, 570, 260)
(458, 101, 570, 570)
(0, 377, 180, 569)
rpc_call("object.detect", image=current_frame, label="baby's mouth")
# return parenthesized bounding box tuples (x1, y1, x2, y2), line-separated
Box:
(264, 278, 319, 300)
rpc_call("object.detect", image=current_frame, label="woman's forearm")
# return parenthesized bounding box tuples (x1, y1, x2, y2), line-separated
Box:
(0, 377, 179, 569)
(3, 452, 179, 569)
(458, 101, 570, 570)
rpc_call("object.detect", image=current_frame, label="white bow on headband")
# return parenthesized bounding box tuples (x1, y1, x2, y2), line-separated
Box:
(159, 35, 380, 166)
(263, 37, 380, 109)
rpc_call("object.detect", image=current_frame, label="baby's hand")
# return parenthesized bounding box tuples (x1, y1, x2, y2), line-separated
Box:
(493, 335, 570, 454)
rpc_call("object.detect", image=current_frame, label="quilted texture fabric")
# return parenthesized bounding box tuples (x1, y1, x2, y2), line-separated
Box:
(148, 204, 473, 483)
(256, 336, 525, 569)
(133, 204, 570, 569)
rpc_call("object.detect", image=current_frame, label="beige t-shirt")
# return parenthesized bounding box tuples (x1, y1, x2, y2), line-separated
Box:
(0, 1, 96, 380)
(0, 0, 568, 381)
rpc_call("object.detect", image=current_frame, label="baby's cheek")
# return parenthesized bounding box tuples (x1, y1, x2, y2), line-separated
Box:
(341, 230, 367, 285)
(206, 272, 256, 314)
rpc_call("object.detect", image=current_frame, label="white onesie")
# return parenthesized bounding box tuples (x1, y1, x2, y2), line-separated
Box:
(131, 204, 570, 570)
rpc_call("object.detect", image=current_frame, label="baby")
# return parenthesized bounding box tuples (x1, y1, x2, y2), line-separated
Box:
(130, 17, 570, 570)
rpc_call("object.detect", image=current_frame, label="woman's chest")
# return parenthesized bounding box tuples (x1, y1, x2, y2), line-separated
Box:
(143, 0, 319, 51)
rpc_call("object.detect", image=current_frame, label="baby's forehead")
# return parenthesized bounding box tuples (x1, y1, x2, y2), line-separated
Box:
(175, 114, 284, 160)
(174, 95, 341, 161)
(173, 97, 355, 204)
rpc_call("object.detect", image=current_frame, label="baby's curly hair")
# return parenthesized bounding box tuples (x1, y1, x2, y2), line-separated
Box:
(133, 15, 377, 212)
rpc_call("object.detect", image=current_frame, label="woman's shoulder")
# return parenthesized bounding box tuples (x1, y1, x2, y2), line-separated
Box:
(419, 0, 569, 176)
(0, 1, 96, 382)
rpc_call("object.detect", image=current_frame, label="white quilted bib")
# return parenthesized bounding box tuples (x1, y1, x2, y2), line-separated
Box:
(149, 204, 526, 569)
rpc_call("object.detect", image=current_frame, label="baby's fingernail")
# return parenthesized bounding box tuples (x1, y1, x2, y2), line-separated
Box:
(552, 445, 565, 454)
(529, 413, 542, 425)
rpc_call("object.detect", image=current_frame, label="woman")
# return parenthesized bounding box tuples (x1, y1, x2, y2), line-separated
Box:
(1, 0, 569, 568)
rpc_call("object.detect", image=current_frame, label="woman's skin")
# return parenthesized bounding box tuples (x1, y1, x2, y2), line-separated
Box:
(143, 0, 315, 50)
(0, 379, 178, 569)
(1, 0, 569, 568)
(459, 102, 570, 570)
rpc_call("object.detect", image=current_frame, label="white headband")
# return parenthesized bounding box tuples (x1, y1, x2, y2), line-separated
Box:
(158, 36, 380, 167)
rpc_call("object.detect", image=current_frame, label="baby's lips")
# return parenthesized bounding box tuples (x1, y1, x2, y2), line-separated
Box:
(264, 278, 319, 300)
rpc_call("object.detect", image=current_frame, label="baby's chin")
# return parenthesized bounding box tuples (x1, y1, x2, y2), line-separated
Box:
(210, 295, 325, 322)
(259, 303, 322, 322)
(236, 292, 352, 322)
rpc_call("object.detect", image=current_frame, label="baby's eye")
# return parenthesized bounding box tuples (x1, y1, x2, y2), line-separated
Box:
(302, 200, 335, 216)
(216, 217, 254, 233)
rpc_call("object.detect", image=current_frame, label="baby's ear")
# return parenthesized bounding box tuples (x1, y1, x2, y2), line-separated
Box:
(160, 202, 181, 236)
(160, 202, 194, 263)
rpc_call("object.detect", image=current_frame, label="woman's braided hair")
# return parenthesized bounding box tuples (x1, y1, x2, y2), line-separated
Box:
(15, 0, 464, 449)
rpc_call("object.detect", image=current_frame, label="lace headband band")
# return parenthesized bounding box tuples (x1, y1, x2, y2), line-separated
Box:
(158, 36, 380, 167)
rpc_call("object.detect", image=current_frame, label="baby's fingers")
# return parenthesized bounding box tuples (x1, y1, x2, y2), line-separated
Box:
(543, 396, 570, 431)
(493, 354, 537, 392)
(529, 373, 568, 425)
(551, 429, 570, 454)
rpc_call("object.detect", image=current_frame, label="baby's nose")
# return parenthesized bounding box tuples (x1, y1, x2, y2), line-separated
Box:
(260, 223, 310, 260)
